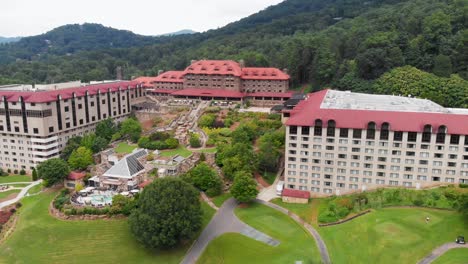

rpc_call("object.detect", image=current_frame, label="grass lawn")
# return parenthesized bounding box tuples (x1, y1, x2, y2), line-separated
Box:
(0, 189, 20, 200)
(7, 183, 30, 188)
(318, 208, 468, 264)
(115, 142, 137, 154)
(0, 175, 31, 184)
(197, 203, 321, 264)
(194, 148, 217, 154)
(261, 171, 277, 185)
(0, 191, 215, 264)
(160, 146, 193, 158)
(211, 193, 231, 208)
(271, 198, 317, 225)
(26, 184, 43, 195)
(433, 248, 468, 264)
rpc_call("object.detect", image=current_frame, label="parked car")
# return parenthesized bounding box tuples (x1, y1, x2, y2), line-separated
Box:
(276, 181, 284, 196)
(455, 236, 465, 244)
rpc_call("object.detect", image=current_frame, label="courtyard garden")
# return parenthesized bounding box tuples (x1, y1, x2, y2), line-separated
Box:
(197, 203, 321, 264)
(115, 142, 137, 154)
(0, 190, 215, 264)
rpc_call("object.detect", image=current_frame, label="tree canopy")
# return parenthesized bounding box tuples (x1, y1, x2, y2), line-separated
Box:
(37, 158, 70, 187)
(68, 147, 94, 170)
(129, 178, 202, 249)
(182, 163, 222, 197)
(231, 171, 259, 203)
(120, 118, 142, 143)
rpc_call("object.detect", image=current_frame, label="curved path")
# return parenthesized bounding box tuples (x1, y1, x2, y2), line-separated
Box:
(417, 243, 468, 264)
(181, 198, 279, 264)
(255, 199, 331, 264)
(0, 180, 42, 209)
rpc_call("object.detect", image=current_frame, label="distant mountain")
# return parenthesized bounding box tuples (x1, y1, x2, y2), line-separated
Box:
(0, 36, 21, 44)
(159, 29, 197, 36)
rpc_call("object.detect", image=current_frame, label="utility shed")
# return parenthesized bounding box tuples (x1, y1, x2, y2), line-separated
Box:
(282, 189, 310, 204)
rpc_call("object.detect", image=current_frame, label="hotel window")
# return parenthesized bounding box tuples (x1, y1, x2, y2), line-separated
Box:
(302, 136, 309, 141)
(289, 126, 297, 135)
(339, 139, 348, 144)
(390, 180, 399, 186)
(337, 176, 346, 181)
(403, 182, 412, 187)
(353, 129, 362, 139)
(436, 126, 447, 144)
(314, 120, 322, 136)
(407, 132, 417, 142)
(421, 144, 430, 149)
(449, 154, 458, 159)
(314, 137, 322, 143)
(449, 146, 459, 151)
(364, 163, 372, 169)
(327, 120, 336, 137)
(393, 143, 401, 148)
(340, 128, 349, 138)
(338, 154, 346, 159)
(337, 161, 347, 166)
(393, 131, 403, 141)
(380, 122, 390, 140)
(326, 146, 334, 150)
(417, 175, 427, 181)
(450, 134, 460, 145)
(349, 184, 358, 189)
(432, 169, 442, 174)
(350, 177, 359, 182)
(364, 171, 372, 176)
(366, 122, 376, 139)
(338, 146, 347, 151)
(419, 160, 428, 165)
(290, 136, 297, 141)
(390, 173, 399, 178)
(448, 162, 456, 167)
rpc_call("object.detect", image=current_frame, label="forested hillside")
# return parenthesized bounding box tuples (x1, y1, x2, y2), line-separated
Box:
(0, 0, 466, 107)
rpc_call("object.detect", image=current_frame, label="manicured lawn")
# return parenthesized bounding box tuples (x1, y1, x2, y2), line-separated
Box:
(211, 193, 231, 208)
(0, 191, 215, 264)
(271, 198, 317, 225)
(433, 248, 468, 264)
(198, 203, 321, 263)
(7, 183, 30, 188)
(26, 184, 43, 195)
(115, 142, 137, 154)
(0, 189, 20, 200)
(0, 175, 31, 184)
(194, 148, 217, 154)
(318, 208, 468, 264)
(160, 146, 193, 158)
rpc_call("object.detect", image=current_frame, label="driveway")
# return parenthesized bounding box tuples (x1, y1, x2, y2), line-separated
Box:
(180, 198, 279, 264)
(418, 242, 468, 264)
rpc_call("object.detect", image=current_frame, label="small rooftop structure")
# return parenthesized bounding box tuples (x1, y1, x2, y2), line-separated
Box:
(68, 171, 86, 180)
(103, 149, 148, 179)
(282, 189, 311, 199)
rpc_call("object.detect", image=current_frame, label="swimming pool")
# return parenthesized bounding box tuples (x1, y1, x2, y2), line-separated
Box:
(90, 194, 113, 206)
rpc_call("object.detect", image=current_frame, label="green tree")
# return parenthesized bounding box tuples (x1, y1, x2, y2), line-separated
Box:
(198, 114, 216, 128)
(164, 138, 179, 149)
(231, 171, 258, 203)
(433, 54, 453, 77)
(32, 167, 38, 181)
(129, 178, 202, 249)
(95, 118, 117, 141)
(189, 133, 201, 148)
(37, 158, 70, 187)
(121, 118, 142, 142)
(91, 136, 109, 153)
(60, 136, 82, 160)
(182, 163, 222, 197)
(68, 147, 94, 170)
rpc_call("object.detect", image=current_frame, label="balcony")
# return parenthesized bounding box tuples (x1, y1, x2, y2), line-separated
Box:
(32, 149, 60, 157)
(31, 136, 58, 144)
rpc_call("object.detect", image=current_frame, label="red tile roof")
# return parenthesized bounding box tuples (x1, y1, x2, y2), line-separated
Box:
(241, 67, 289, 80)
(246, 92, 293, 98)
(282, 188, 310, 199)
(286, 90, 468, 134)
(171, 88, 245, 98)
(0, 81, 139, 103)
(153, 71, 185, 83)
(132, 76, 160, 85)
(148, 89, 176, 94)
(185, 60, 243, 77)
(68, 171, 86, 180)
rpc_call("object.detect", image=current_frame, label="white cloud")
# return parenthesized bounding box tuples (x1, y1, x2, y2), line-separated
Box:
(0, 0, 284, 37)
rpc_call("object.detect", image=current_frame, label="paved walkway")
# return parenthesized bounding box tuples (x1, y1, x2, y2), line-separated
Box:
(257, 164, 283, 202)
(418, 242, 468, 264)
(255, 199, 331, 264)
(0, 180, 42, 209)
(181, 198, 279, 264)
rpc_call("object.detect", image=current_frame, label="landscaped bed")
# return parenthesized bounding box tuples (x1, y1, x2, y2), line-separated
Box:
(160, 146, 192, 158)
(0, 190, 20, 201)
(0, 191, 215, 263)
(197, 202, 321, 264)
(114, 142, 137, 154)
(319, 207, 468, 264)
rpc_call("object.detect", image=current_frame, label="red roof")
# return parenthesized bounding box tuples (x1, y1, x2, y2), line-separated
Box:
(133, 76, 160, 85)
(139, 180, 152, 189)
(241, 67, 289, 80)
(68, 171, 86, 180)
(153, 71, 185, 83)
(283, 188, 310, 199)
(185, 60, 243, 77)
(286, 90, 468, 134)
(246, 92, 293, 98)
(148, 89, 176, 94)
(171, 88, 245, 98)
(0, 81, 139, 103)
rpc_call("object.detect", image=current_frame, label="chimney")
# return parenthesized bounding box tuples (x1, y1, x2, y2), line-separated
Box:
(283, 68, 288, 74)
(158, 70, 164, 76)
(190, 60, 196, 65)
(116, 66, 123, 80)
(239, 59, 245, 68)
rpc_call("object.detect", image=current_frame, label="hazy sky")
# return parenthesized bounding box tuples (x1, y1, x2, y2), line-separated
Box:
(0, 0, 284, 37)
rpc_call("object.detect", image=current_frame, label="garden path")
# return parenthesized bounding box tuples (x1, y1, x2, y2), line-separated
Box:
(0, 180, 42, 209)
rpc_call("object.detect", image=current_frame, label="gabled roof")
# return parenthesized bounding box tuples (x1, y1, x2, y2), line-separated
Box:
(103, 149, 147, 179)
(68, 171, 86, 180)
(283, 189, 310, 199)
(185, 60, 243, 77)
(132, 76, 160, 85)
(241, 67, 289, 80)
(0, 81, 139, 103)
(153, 71, 185, 83)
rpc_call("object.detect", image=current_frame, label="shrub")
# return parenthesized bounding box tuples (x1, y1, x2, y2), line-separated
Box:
(7, 169, 11, 173)
(164, 138, 179, 149)
(413, 199, 424, 206)
(15, 202, 22, 208)
(460, 183, 468, 188)
(19, 169, 26, 175)
(9, 208, 16, 214)
(189, 133, 201, 148)
(13, 169, 18, 175)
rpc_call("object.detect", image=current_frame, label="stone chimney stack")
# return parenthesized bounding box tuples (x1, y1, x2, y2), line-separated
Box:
(283, 68, 289, 74)
(158, 70, 164, 76)
(239, 59, 245, 68)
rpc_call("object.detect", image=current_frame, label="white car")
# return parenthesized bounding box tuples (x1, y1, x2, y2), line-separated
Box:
(276, 181, 284, 196)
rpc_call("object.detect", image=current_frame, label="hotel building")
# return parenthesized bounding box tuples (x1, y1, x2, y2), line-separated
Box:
(284, 90, 468, 197)
(0, 81, 146, 173)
